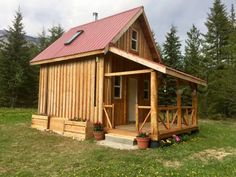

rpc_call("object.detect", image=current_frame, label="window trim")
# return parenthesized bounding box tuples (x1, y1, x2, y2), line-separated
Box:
(131, 29, 138, 52)
(144, 79, 150, 100)
(114, 76, 122, 99)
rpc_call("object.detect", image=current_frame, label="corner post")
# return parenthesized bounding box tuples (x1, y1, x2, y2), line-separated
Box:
(98, 56, 104, 123)
(176, 79, 182, 129)
(150, 71, 159, 140)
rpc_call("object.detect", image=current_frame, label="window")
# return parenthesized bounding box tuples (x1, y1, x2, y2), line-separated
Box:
(114, 76, 122, 99)
(64, 30, 83, 45)
(144, 80, 149, 100)
(131, 29, 138, 51)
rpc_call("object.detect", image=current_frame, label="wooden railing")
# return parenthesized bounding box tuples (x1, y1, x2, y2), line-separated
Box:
(158, 106, 178, 130)
(135, 104, 151, 132)
(103, 104, 114, 129)
(182, 106, 195, 126)
(158, 106, 195, 130)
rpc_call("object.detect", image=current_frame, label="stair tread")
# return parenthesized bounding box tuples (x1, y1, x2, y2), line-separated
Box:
(105, 133, 136, 140)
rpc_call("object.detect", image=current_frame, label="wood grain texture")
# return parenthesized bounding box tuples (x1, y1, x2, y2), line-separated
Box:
(114, 18, 153, 60)
(38, 56, 96, 122)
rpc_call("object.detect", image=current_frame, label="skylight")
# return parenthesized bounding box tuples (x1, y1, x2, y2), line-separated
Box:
(64, 30, 83, 45)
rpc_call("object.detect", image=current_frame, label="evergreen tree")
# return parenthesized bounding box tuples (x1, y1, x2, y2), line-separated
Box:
(159, 26, 183, 105)
(47, 24, 64, 45)
(203, 0, 230, 68)
(228, 4, 236, 66)
(162, 25, 183, 70)
(184, 25, 203, 78)
(0, 8, 38, 107)
(38, 27, 48, 52)
(202, 0, 235, 117)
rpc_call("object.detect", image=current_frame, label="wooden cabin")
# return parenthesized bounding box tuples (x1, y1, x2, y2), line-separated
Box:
(30, 6, 206, 141)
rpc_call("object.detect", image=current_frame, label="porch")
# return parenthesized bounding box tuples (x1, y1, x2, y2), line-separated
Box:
(101, 47, 206, 141)
(104, 104, 199, 140)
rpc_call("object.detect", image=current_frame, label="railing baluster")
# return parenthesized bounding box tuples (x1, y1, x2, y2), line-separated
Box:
(166, 110, 170, 129)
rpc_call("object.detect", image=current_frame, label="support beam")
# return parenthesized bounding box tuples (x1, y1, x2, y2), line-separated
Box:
(105, 69, 153, 77)
(192, 84, 198, 126)
(136, 104, 139, 131)
(98, 57, 104, 123)
(150, 71, 159, 140)
(176, 79, 182, 129)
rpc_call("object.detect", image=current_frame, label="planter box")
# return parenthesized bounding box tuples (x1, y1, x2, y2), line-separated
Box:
(31, 115, 93, 141)
(31, 114, 48, 130)
(49, 117, 66, 134)
(63, 120, 93, 141)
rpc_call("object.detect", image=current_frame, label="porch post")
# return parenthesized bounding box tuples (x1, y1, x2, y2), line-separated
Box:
(192, 84, 198, 126)
(98, 56, 104, 123)
(176, 79, 182, 129)
(150, 71, 159, 140)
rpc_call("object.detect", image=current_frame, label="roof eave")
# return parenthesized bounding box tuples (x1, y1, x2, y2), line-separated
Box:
(30, 49, 104, 65)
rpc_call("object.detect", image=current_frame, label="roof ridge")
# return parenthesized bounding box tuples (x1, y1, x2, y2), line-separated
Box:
(71, 6, 143, 30)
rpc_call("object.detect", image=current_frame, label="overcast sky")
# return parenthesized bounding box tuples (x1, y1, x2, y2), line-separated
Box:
(0, 0, 235, 49)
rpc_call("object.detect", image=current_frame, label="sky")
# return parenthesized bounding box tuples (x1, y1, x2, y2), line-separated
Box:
(0, 0, 235, 49)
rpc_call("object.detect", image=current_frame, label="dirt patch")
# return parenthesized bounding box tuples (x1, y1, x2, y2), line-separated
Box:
(191, 148, 235, 162)
(163, 160, 182, 168)
(0, 166, 8, 173)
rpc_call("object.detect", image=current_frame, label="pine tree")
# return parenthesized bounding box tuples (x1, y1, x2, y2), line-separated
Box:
(228, 4, 236, 66)
(159, 26, 183, 105)
(184, 25, 203, 78)
(162, 25, 183, 70)
(202, 0, 235, 117)
(47, 24, 64, 45)
(0, 8, 38, 107)
(203, 0, 230, 68)
(38, 28, 48, 52)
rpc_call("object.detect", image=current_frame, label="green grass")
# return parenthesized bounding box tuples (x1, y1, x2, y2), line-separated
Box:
(0, 109, 236, 177)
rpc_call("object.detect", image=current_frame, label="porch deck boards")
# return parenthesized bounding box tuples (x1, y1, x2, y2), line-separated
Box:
(106, 123, 198, 140)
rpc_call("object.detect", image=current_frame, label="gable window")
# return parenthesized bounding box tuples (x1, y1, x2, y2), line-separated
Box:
(131, 29, 138, 51)
(114, 76, 122, 99)
(64, 30, 83, 45)
(144, 80, 149, 100)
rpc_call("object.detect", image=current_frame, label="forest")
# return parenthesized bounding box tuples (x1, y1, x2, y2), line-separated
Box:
(0, 0, 235, 119)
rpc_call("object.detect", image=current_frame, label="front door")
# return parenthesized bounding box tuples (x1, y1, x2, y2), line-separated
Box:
(128, 78, 137, 122)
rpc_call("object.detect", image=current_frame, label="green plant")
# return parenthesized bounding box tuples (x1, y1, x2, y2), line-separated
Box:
(181, 134, 190, 141)
(93, 122, 103, 131)
(137, 132, 149, 138)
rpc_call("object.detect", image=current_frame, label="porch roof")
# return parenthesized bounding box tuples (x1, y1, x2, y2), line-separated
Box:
(108, 47, 207, 86)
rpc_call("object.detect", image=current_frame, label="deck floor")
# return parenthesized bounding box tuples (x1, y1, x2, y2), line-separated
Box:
(107, 122, 198, 139)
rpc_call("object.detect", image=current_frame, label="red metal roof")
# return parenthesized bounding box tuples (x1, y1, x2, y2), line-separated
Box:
(31, 6, 143, 63)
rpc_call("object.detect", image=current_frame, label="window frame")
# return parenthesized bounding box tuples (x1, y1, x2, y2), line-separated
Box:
(114, 76, 122, 99)
(143, 79, 150, 100)
(131, 29, 138, 52)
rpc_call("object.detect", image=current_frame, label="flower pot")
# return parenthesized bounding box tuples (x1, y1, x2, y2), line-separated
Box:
(136, 137, 150, 149)
(93, 131, 104, 141)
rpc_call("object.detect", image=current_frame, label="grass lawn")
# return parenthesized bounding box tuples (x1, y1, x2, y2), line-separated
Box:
(0, 109, 236, 177)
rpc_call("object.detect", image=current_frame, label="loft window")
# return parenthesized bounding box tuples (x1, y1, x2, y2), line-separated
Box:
(114, 76, 122, 99)
(64, 30, 83, 45)
(144, 80, 149, 100)
(131, 29, 138, 51)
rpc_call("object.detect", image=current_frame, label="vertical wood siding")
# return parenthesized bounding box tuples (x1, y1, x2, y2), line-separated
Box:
(104, 54, 151, 126)
(114, 19, 153, 60)
(38, 57, 97, 121)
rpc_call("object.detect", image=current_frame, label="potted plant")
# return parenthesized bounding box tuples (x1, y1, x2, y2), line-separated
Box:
(136, 132, 150, 149)
(93, 122, 104, 141)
